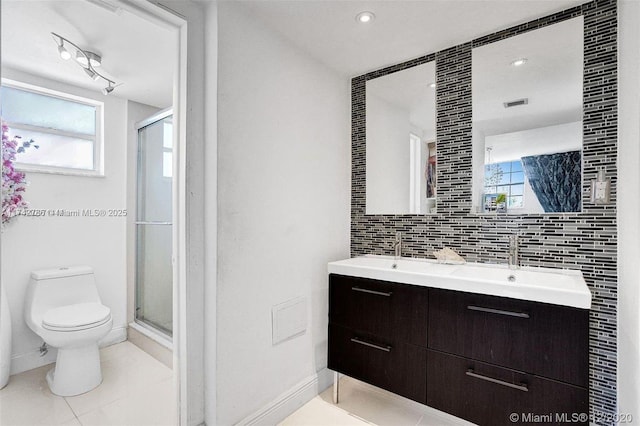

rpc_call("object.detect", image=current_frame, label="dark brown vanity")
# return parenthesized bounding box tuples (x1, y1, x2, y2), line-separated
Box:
(328, 273, 589, 425)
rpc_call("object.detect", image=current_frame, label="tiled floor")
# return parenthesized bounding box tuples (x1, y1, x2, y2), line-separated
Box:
(0, 341, 176, 426)
(280, 375, 474, 426)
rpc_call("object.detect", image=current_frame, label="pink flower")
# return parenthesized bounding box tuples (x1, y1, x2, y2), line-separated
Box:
(2, 119, 36, 224)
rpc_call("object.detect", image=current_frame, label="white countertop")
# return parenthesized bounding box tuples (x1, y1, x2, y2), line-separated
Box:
(328, 255, 591, 309)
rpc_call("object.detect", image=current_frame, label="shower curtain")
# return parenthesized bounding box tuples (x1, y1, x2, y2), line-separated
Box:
(521, 150, 582, 212)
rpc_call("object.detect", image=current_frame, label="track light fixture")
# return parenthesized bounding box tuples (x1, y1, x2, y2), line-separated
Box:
(102, 83, 114, 95)
(51, 32, 118, 95)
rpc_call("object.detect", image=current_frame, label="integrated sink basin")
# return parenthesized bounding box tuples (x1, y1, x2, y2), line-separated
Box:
(328, 255, 591, 309)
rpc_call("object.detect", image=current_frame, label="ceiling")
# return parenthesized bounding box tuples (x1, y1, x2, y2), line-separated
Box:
(236, 0, 590, 77)
(1, 0, 589, 110)
(1, 0, 175, 108)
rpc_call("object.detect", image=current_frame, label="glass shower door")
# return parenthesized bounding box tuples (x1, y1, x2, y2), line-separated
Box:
(135, 110, 173, 337)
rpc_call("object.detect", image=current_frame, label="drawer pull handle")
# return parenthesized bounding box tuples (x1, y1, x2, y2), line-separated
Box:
(350, 337, 391, 352)
(467, 305, 530, 318)
(351, 287, 392, 297)
(466, 369, 529, 392)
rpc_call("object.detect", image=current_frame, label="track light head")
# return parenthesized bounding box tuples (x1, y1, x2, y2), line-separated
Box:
(76, 50, 102, 68)
(83, 67, 99, 81)
(102, 85, 114, 95)
(58, 44, 71, 60)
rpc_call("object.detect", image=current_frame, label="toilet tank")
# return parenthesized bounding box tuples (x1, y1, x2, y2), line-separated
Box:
(24, 266, 101, 327)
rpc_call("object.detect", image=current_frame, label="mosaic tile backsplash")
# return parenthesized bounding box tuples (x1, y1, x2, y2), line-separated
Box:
(351, 0, 617, 417)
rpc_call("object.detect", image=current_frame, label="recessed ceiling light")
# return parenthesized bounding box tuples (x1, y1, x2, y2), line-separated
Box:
(511, 58, 528, 67)
(429, 82, 436, 88)
(356, 11, 375, 23)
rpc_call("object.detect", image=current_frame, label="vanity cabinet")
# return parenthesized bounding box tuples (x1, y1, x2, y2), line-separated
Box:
(426, 350, 588, 425)
(327, 274, 589, 425)
(428, 289, 589, 387)
(328, 274, 428, 403)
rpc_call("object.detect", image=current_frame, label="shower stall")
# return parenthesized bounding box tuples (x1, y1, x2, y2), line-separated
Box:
(134, 109, 173, 339)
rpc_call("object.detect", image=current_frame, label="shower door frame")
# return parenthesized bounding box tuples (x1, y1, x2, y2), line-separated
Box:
(134, 107, 174, 340)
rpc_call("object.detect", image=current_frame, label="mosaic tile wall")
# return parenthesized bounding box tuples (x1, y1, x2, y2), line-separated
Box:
(351, 0, 618, 417)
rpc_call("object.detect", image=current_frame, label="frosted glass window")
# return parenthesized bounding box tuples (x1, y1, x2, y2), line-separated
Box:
(0, 81, 102, 175)
(163, 122, 172, 148)
(163, 152, 173, 178)
(7, 128, 94, 170)
(1, 86, 96, 135)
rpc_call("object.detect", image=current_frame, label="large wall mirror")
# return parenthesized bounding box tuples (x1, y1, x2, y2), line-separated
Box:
(472, 17, 583, 214)
(366, 61, 436, 215)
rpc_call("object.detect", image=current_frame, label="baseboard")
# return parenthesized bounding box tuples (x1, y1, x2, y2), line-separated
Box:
(10, 345, 57, 375)
(99, 325, 128, 347)
(236, 368, 333, 426)
(10, 326, 127, 375)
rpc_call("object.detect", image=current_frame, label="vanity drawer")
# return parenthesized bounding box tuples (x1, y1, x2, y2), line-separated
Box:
(328, 324, 427, 404)
(428, 289, 588, 387)
(329, 274, 428, 346)
(426, 349, 588, 426)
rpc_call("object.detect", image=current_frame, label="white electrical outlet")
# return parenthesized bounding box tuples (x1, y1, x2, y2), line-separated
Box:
(594, 182, 607, 200)
(590, 170, 610, 204)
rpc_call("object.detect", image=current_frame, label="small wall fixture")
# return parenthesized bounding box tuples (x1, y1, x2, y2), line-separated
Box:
(51, 32, 118, 95)
(356, 11, 375, 23)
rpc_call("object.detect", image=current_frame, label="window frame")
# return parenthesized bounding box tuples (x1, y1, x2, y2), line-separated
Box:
(484, 159, 526, 210)
(1, 78, 105, 177)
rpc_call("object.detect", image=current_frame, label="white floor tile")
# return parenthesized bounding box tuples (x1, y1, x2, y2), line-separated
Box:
(59, 418, 83, 426)
(279, 396, 372, 426)
(76, 377, 177, 426)
(1, 341, 175, 426)
(0, 364, 76, 426)
(65, 342, 173, 416)
(308, 376, 474, 426)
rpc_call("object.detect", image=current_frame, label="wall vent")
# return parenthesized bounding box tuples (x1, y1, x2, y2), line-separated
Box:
(503, 98, 529, 108)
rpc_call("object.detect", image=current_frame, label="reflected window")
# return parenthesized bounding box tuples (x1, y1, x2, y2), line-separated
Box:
(484, 160, 525, 210)
(0, 80, 103, 175)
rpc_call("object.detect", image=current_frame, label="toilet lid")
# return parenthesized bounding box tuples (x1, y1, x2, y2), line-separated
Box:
(42, 303, 111, 330)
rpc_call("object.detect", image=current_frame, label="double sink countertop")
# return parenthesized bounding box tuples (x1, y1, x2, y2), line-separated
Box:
(328, 255, 591, 309)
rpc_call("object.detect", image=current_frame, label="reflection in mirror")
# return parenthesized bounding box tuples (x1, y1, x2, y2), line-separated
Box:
(366, 61, 436, 215)
(472, 17, 583, 214)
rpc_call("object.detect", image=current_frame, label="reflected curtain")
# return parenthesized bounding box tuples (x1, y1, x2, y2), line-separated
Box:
(521, 151, 581, 212)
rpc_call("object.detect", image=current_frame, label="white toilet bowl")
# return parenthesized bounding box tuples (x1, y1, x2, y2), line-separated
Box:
(24, 267, 112, 396)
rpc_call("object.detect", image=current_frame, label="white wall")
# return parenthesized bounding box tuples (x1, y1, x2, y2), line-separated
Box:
(617, 0, 640, 418)
(203, 1, 218, 423)
(366, 93, 411, 214)
(1, 68, 128, 374)
(216, 2, 351, 424)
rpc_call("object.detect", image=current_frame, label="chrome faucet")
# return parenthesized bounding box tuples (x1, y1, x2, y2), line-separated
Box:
(508, 234, 519, 269)
(393, 231, 402, 260)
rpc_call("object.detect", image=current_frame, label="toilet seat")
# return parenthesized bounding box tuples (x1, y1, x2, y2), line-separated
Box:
(42, 303, 111, 332)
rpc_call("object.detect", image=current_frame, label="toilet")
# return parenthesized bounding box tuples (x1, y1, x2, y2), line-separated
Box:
(24, 266, 112, 396)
